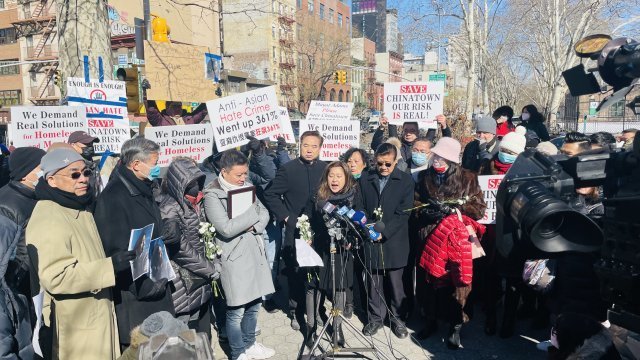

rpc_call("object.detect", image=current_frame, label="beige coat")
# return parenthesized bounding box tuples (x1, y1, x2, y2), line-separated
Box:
(26, 200, 120, 360)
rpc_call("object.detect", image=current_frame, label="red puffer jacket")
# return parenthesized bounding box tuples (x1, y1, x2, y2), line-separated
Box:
(419, 214, 486, 287)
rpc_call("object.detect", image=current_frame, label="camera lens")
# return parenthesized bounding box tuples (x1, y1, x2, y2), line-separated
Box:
(537, 215, 565, 238)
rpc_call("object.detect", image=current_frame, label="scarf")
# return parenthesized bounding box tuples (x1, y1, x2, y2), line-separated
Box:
(326, 188, 355, 207)
(35, 178, 93, 210)
(218, 174, 248, 193)
(493, 159, 512, 174)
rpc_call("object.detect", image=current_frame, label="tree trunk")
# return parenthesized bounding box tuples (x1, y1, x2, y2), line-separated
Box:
(464, 0, 476, 120)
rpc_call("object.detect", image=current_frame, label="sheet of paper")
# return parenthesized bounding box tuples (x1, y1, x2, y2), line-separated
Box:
(295, 238, 324, 267)
(149, 237, 176, 282)
(128, 224, 154, 280)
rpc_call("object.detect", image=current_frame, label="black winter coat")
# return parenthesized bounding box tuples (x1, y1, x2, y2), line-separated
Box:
(355, 168, 414, 269)
(0, 182, 38, 298)
(263, 157, 327, 261)
(461, 138, 500, 172)
(371, 125, 452, 168)
(94, 166, 174, 345)
(158, 160, 217, 315)
(0, 215, 34, 359)
(524, 118, 550, 141)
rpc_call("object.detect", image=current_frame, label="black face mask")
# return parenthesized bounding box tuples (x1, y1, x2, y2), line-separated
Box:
(81, 146, 95, 160)
(185, 181, 200, 197)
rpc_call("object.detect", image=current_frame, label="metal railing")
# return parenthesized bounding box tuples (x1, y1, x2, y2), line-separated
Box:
(30, 84, 56, 98)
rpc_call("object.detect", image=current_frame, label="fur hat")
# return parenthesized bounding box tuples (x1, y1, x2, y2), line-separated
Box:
(500, 126, 527, 154)
(430, 137, 462, 164)
(140, 311, 188, 338)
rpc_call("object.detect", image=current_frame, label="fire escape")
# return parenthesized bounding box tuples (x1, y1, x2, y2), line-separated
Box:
(12, 0, 59, 105)
(366, 61, 377, 109)
(277, 12, 296, 110)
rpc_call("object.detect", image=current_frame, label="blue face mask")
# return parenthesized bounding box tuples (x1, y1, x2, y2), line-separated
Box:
(353, 173, 361, 180)
(498, 151, 517, 164)
(411, 152, 428, 166)
(145, 164, 161, 181)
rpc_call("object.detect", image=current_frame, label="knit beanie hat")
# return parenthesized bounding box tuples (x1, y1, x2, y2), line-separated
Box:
(40, 148, 84, 178)
(140, 311, 188, 338)
(9, 147, 46, 180)
(476, 115, 497, 134)
(536, 141, 558, 156)
(430, 137, 462, 164)
(500, 126, 527, 154)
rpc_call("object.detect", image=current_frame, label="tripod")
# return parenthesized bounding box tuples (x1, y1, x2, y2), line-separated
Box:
(301, 227, 390, 360)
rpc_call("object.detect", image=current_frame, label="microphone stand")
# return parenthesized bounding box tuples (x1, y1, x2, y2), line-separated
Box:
(301, 226, 389, 360)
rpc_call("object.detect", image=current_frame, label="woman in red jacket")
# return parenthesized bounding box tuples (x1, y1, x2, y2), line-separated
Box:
(492, 105, 516, 140)
(414, 138, 486, 349)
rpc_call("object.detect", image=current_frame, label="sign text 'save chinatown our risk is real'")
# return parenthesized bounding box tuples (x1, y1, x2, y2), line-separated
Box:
(9, 106, 87, 149)
(206, 86, 281, 151)
(302, 101, 357, 161)
(144, 124, 214, 166)
(384, 82, 444, 127)
(478, 174, 505, 224)
(268, 107, 296, 144)
(66, 77, 130, 153)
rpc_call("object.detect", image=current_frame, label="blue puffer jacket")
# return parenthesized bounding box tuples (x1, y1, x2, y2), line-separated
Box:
(0, 215, 34, 359)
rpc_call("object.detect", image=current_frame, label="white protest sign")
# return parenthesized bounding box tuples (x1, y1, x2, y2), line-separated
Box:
(9, 106, 87, 149)
(478, 175, 505, 224)
(207, 86, 280, 151)
(299, 120, 360, 161)
(144, 123, 214, 167)
(66, 77, 130, 153)
(268, 107, 296, 144)
(305, 101, 354, 121)
(384, 82, 444, 127)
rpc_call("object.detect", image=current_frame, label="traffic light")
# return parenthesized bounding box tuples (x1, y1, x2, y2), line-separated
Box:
(333, 71, 339, 84)
(151, 15, 170, 42)
(338, 70, 347, 84)
(116, 66, 141, 113)
(53, 70, 62, 86)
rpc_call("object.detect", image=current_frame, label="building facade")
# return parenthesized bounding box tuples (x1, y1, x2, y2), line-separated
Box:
(351, 0, 386, 53)
(351, 36, 376, 109)
(375, 50, 402, 83)
(0, 1, 21, 109)
(403, 51, 438, 82)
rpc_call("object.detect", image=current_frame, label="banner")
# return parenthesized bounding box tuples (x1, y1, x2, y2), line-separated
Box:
(66, 77, 129, 153)
(384, 82, 444, 127)
(299, 120, 360, 161)
(478, 175, 505, 224)
(305, 101, 354, 121)
(144, 123, 214, 166)
(268, 107, 296, 144)
(9, 106, 87, 149)
(206, 86, 281, 151)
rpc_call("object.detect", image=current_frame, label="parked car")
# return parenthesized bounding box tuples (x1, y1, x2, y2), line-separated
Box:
(367, 118, 380, 132)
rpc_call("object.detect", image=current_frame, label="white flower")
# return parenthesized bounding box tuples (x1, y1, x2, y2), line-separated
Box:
(216, 249, 223, 255)
(209, 226, 216, 233)
(198, 228, 206, 234)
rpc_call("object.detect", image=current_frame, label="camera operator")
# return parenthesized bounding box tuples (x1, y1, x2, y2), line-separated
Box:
(308, 162, 360, 348)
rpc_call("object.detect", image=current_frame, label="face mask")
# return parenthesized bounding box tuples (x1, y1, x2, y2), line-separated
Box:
(476, 136, 487, 145)
(497, 116, 507, 124)
(433, 165, 447, 174)
(81, 146, 95, 160)
(498, 151, 517, 164)
(142, 162, 161, 181)
(31, 170, 44, 187)
(521, 113, 530, 121)
(353, 173, 361, 180)
(411, 152, 428, 166)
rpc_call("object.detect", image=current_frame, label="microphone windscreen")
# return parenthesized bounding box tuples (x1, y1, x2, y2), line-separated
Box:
(373, 222, 385, 232)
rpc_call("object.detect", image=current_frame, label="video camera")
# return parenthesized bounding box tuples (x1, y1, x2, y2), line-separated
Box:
(498, 34, 640, 332)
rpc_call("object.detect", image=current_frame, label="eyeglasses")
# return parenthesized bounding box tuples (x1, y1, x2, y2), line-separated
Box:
(59, 169, 92, 180)
(376, 161, 393, 168)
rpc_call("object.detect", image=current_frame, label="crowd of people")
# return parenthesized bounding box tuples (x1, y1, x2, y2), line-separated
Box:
(0, 104, 637, 360)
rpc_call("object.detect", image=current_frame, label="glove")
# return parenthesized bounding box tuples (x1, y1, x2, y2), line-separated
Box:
(454, 285, 472, 307)
(277, 137, 287, 151)
(111, 250, 135, 273)
(246, 136, 263, 155)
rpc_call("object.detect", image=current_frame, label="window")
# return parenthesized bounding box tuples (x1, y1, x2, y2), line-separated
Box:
(272, 0, 276, 12)
(610, 100, 625, 117)
(319, 4, 325, 20)
(273, 71, 277, 82)
(308, 0, 313, 14)
(338, 13, 343, 28)
(0, 28, 17, 45)
(297, 0, 302, 9)
(0, 60, 19, 76)
(346, 17, 350, 31)
(272, 25, 276, 39)
(297, 24, 302, 40)
(319, 33, 324, 47)
(0, 0, 5, 9)
(273, 46, 277, 61)
(328, 9, 334, 23)
(418, 75, 422, 81)
(0, 90, 21, 106)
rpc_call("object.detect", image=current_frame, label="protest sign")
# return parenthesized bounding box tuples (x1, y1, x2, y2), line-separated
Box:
(144, 123, 214, 166)
(66, 77, 130, 153)
(144, 41, 218, 103)
(206, 86, 281, 151)
(305, 101, 354, 121)
(299, 120, 360, 161)
(268, 107, 296, 144)
(478, 175, 505, 224)
(9, 106, 87, 150)
(384, 82, 444, 127)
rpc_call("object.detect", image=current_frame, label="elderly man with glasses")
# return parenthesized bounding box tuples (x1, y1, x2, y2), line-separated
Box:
(355, 142, 414, 339)
(26, 148, 135, 359)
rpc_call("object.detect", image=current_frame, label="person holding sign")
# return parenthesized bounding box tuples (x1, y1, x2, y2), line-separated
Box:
(94, 138, 175, 349)
(413, 138, 486, 349)
(203, 150, 275, 360)
(26, 148, 135, 359)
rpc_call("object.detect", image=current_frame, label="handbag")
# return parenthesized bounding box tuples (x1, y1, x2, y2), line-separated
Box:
(522, 259, 556, 293)
(454, 209, 485, 259)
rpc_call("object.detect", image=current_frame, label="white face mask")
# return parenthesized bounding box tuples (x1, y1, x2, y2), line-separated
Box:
(521, 113, 530, 121)
(496, 116, 507, 124)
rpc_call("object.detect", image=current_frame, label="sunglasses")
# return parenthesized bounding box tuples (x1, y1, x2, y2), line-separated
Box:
(60, 169, 92, 180)
(376, 161, 393, 168)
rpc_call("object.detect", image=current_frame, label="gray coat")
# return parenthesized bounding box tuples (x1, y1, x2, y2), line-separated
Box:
(158, 159, 216, 314)
(203, 179, 274, 307)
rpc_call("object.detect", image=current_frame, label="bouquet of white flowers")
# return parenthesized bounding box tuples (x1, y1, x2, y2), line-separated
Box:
(199, 222, 222, 260)
(296, 214, 313, 244)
